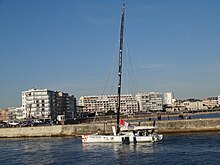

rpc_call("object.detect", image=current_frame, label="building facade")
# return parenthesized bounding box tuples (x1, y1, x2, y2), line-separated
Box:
(203, 97, 219, 109)
(0, 109, 9, 122)
(78, 94, 137, 115)
(22, 88, 76, 120)
(218, 95, 220, 106)
(136, 92, 163, 112)
(163, 92, 174, 106)
(7, 107, 23, 120)
(181, 99, 207, 111)
(56, 91, 77, 119)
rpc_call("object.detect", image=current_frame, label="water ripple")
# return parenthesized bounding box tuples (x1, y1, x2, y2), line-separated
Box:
(0, 133, 220, 165)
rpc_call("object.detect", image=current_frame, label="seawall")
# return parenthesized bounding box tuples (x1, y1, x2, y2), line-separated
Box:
(1, 118, 220, 138)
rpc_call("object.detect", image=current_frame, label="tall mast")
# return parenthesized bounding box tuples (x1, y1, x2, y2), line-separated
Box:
(116, 3, 125, 134)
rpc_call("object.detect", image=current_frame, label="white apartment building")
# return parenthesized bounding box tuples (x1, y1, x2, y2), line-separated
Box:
(7, 107, 23, 120)
(203, 97, 219, 109)
(78, 94, 137, 115)
(136, 92, 163, 112)
(22, 88, 57, 120)
(163, 92, 174, 106)
(22, 88, 76, 120)
(181, 99, 207, 111)
(218, 95, 220, 106)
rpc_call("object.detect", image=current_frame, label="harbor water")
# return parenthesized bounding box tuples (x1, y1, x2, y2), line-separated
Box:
(0, 132, 220, 164)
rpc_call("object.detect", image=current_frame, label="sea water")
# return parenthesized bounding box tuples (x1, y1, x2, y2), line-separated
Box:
(0, 132, 220, 165)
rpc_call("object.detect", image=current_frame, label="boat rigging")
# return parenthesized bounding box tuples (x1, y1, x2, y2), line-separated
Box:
(81, 2, 163, 144)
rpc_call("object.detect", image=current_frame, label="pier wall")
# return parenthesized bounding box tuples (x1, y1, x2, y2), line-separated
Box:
(0, 125, 63, 138)
(156, 118, 220, 133)
(1, 118, 220, 138)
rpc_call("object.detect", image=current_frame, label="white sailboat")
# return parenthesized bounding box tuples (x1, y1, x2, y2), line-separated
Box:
(82, 3, 163, 144)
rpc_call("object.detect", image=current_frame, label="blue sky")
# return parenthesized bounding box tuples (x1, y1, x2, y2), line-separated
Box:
(1, 0, 220, 108)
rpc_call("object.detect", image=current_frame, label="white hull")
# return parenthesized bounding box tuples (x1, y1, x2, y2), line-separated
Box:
(82, 132, 163, 143)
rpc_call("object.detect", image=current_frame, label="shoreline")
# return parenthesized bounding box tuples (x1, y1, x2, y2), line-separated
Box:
(1, 117, 220, 138)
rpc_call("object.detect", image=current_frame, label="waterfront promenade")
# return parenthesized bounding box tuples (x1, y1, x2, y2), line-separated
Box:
(1, 117, 220, 138)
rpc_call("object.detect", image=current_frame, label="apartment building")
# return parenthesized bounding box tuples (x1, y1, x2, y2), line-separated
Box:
(56, 91, 77, 119)
(0, 107, 23, 121)
(181, 99, 207, 111)
(136, 92, 163, 112)
(78, 94, 137, 115)
(203, 97, 219, 109)
(22, 88, 76, 120)
(164, 99, 185, 112)
(0, 109, 9, 121)
(218, 96, 220, 106)
(7, 107, 23, 120)
(163, 92, 174, 106)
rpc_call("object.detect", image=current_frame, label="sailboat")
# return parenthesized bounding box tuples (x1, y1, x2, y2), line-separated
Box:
(82, 3, 163, 144)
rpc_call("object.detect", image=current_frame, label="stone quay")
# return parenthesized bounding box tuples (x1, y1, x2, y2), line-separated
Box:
(0, 118, 220, 138)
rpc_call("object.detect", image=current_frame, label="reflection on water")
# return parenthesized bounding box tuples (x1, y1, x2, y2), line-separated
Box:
(82, 142, 155, 154)
(82, 142, 159, 165)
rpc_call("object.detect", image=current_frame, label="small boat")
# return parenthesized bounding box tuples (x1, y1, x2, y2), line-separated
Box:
(82, 3, 163, 144)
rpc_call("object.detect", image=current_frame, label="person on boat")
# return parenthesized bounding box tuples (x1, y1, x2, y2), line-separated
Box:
(146, 130, 149, 136)
(138, 131, 144, 136)
(151, 129, 155, 134)
(96, 129, 101, 135)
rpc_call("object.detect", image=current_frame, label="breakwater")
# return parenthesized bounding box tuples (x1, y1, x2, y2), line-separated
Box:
(1, 118, 220, 138)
